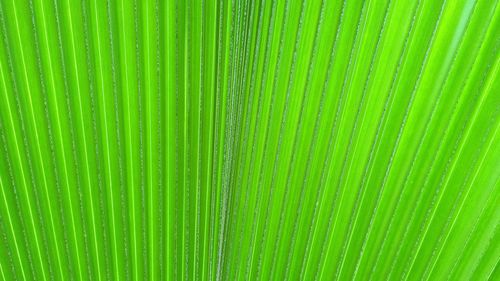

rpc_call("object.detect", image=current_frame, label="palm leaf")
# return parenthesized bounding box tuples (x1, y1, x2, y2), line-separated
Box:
(0, 0, 498, 280)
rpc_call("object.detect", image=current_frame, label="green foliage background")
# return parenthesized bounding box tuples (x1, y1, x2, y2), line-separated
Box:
(0, 0, 498, 280)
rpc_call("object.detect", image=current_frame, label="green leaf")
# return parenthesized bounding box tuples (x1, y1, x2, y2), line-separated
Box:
(0, 0, 498, 280)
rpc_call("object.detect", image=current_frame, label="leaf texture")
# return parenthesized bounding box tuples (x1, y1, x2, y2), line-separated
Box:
(0, 0, 498, 280)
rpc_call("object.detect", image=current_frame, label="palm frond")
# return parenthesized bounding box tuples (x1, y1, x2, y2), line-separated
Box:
(0, 0, 498, 280)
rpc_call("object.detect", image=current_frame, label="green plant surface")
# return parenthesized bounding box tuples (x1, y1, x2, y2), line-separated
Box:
(0, 0, 499, 280)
